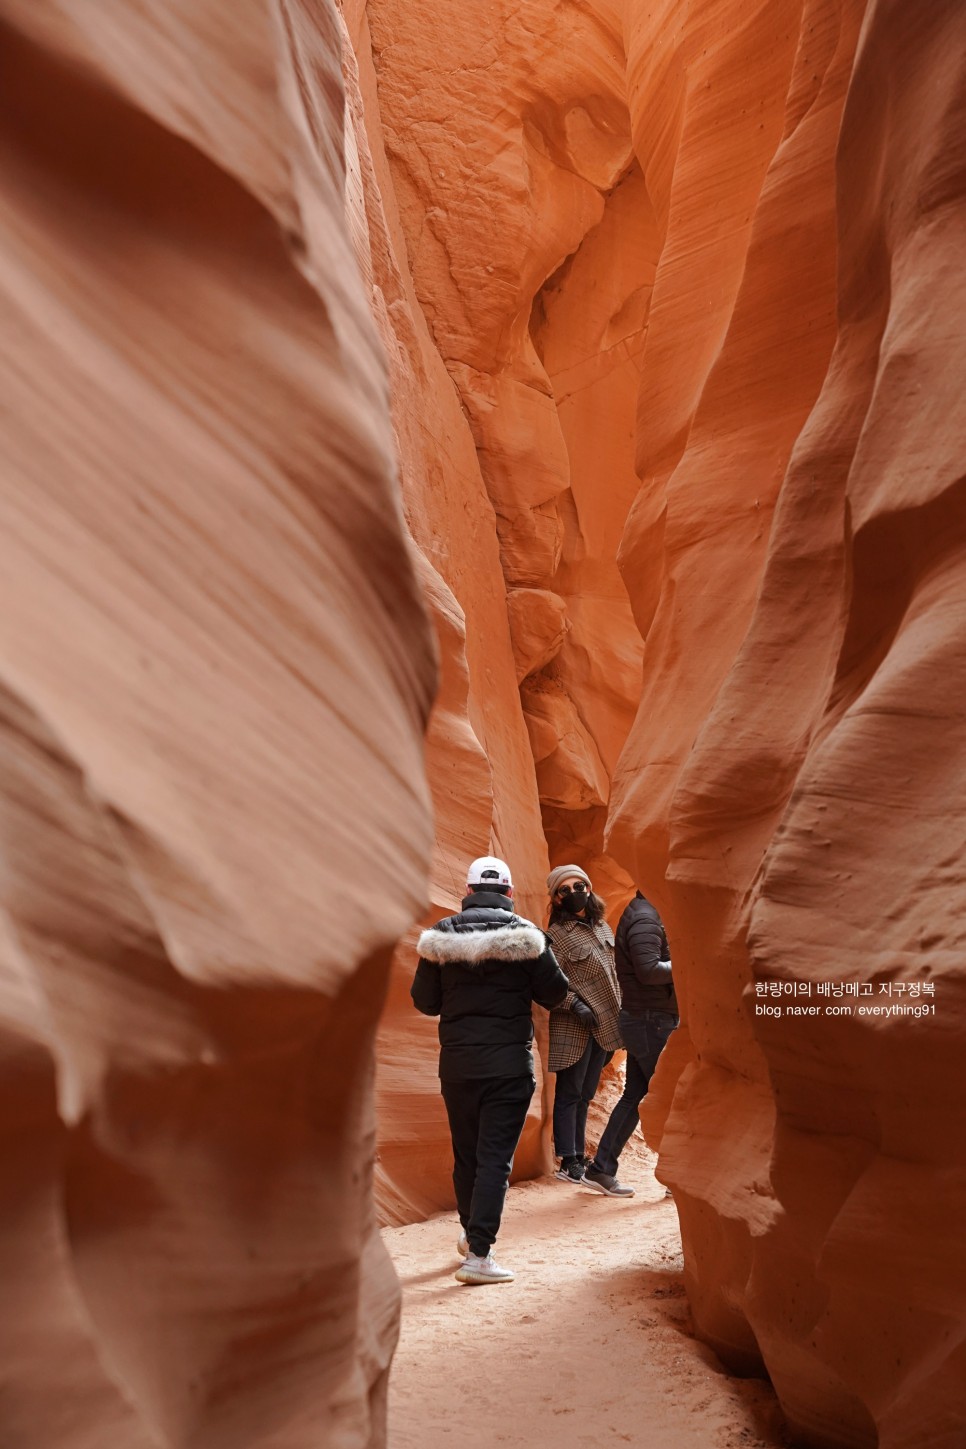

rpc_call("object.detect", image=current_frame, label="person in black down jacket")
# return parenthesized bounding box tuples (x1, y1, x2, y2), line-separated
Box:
(411, 855, 569, 1285)
(583, 890, 679, 1198)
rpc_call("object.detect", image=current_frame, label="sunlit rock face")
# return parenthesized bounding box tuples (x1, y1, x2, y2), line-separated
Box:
(348, 0, 653, 962)
(0, 5, 436, 1446)
(609, 2, 966, 1447)
(338, 0, 558, 1221)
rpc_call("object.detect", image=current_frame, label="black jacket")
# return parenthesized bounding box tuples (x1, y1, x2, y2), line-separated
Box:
(615, 892, 678, 1016)
(411, 890, 569, 1081)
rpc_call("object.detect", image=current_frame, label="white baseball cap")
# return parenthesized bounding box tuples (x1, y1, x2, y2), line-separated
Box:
(466, 856, 513, 890)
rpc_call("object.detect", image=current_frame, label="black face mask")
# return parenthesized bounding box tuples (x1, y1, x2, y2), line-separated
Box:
(559, 893, 586, 915)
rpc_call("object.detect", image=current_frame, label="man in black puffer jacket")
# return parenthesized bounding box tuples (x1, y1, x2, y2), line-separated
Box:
(584, 891, 679, 1197)
(412, 856, 568, 1285)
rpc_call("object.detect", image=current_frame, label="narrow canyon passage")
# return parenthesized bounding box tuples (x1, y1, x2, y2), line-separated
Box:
(1, 3, 963, 1447)
(384, 1154, 786, 1449)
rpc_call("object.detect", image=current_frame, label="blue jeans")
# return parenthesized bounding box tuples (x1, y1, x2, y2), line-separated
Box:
(552, 1037, 611, 1158)
(592, 1010, 677, 1175)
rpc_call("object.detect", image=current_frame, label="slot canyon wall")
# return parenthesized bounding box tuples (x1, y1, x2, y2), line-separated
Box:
(0, 2, 437, 1445)
(606, 4, 966, 1448)
(0, 5, 963, 1449)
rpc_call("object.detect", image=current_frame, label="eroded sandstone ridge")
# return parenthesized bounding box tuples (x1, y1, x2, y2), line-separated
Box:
(0, 4, 437, 1445)
(609, 4, 966, 1448)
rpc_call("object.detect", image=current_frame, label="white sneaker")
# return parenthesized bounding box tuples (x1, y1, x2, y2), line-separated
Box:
(455, 1252, 514, 1285)
(456, 1230, 468, 1260)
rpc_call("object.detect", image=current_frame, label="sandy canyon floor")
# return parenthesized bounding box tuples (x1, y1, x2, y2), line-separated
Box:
(383, 1150, 788, 1449)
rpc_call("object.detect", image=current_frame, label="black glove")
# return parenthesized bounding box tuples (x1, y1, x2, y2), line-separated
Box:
(571, 999, 597, 1029)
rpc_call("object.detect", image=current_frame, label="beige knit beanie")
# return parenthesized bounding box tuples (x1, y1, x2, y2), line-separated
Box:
(546, 863, 592, 898)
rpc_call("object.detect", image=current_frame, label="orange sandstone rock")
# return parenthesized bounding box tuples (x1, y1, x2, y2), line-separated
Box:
(365, 0, 648, 903)
(611, 1, 966, 1446)
(0, 6, 435, 1446)
(338, 1, 558, 1215)
(506, 588, 570, 683)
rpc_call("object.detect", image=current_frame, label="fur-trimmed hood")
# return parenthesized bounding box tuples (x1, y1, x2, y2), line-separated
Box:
(417, 896, 549, 968)
(417, 921, 548, 966)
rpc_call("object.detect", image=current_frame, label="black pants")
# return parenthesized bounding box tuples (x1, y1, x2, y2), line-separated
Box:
(552, 1037, 611, 1159)
(593, 1010, 678, 1175)
(440, 1073, 535, 1257)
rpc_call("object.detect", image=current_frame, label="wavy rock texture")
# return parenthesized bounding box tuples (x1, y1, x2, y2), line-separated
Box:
(608, 2, 966, 1447)
(337, 0, 560, 1222)
(359, 0, 650, 914)
(0, 4, 437, 1446)
(4, 0, 964, 1446)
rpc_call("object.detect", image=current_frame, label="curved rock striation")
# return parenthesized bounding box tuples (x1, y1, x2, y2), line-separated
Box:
(361, 0, 649, 907)
(609, 2, 966, 1446)
(0, 5, 436, 1446)
(338, 0, 560, 1217)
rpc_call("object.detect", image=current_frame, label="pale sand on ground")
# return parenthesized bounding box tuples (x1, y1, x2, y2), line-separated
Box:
(383, 1150, 788, 1449)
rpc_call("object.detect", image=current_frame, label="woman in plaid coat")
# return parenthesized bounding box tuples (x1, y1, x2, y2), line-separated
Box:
(545, 864, 623, 1182)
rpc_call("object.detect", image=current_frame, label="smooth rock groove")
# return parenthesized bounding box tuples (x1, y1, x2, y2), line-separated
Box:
(0, 5, 435, 1447)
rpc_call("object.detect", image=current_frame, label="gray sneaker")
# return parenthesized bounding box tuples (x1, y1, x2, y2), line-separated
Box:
(584, 1165, 635, 1197)
(455, 1252, 514, 1285)
(456, 1230, 468, 1260)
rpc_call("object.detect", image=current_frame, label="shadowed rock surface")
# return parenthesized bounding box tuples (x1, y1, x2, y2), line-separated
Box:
(0, 5, 435, 1445)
